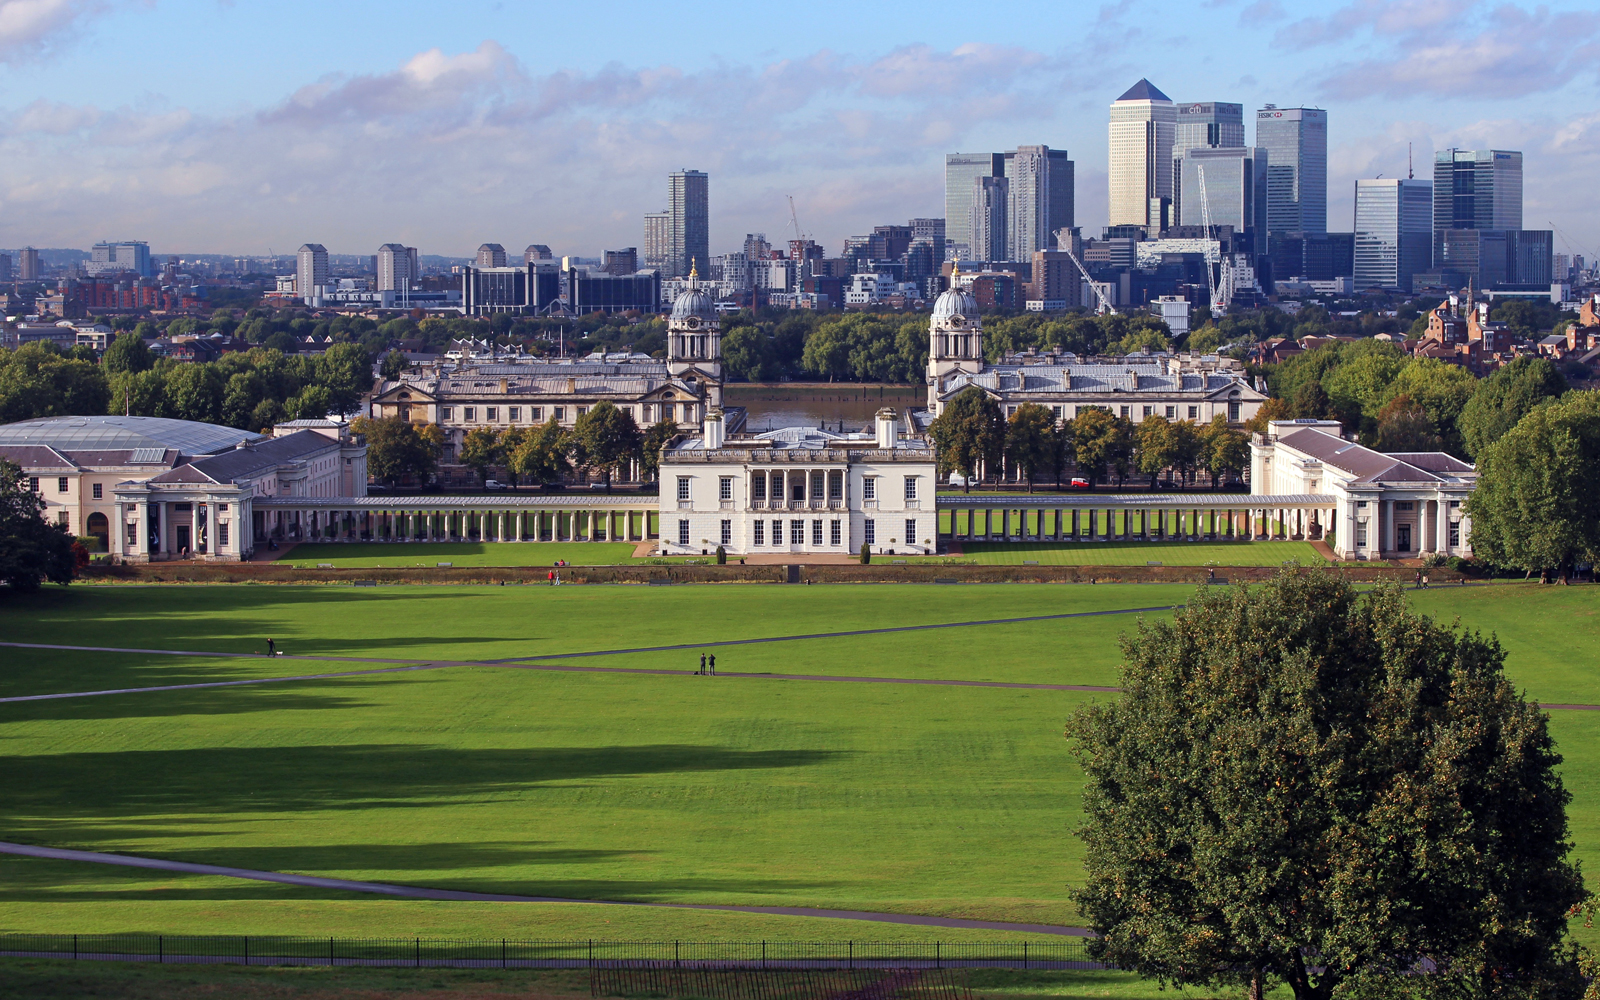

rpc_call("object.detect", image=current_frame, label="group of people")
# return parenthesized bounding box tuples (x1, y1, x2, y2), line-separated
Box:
(697, 653, 717, 675)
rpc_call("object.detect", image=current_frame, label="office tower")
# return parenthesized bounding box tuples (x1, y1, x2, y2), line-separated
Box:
(668, 169, 709, 278)
(945, 153, 1005, 256)
(1108, 79, 1176, 229)
(376, 243, 415, 292)
(1171, 103, 1244, 223)
(602, 248, 638, 275)
(524, 245, 553, 262)
(86, 240, 153, 277)
(1179, 147, 1267, 234)
(868, 225, 912, 260)
(1354, 179, 1433, 292)
(19, 247, 39, 280)
(910, 218, 946, 249)
(1255, 106, 1328, 234)
(971, 176, 1010, 261)
(297, 244, 328, 305)
(1005, 145, 1075, 259)
(1436, 229, 1553, 286)
(642, 212, 670, 270)
(0, 254, 9, 281)
(476, 244, 508, 267)
(1432, 149, 1522, 269)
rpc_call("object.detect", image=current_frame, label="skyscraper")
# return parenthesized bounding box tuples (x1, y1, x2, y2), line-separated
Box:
(476, 244, 508, 267)
(1432, 149, 1522, 261)
(945, 153, 1005, 257)
(19, 247, 39, 280)
(971, 177, 1009, 262)
(1108, 79, 1176, 230)
(1171, 102, 1244, 223)
(377, 243, 415, 292)
(86, 241, 153, 277)
(1004, 145, 1074, 259)
(1179, 147, 1267, 234)
(642, 212, 670, 270)
(1255, 106, 1328, 234)
(668, 169, 709, 278)
(297, 244, 328, 305)
(1353, 179, 1433, 292)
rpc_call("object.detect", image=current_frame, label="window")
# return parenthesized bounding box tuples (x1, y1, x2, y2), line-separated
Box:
(218, 523, 229, 547)
(678, 519, 690, 545)
(677, 477, 691, 501)
(1356, 500, 1368, 508)
(811, 473, 824, 501)
(58, 511, 69, 526)
(771, 519, 782, 544)
(1051, 405, 1062, 419)
(903, 477, 918, 500)
(441, 406, 453, 420)
(1449, 521, 1460, 546)
(1355, 520, 1368, 547)
(721, 520, 731, 546)
(828, 471, 843, 500)
(28, 477, 38, 492)
(125, 521, 138, 545)
(1449, 500, 1461, 508)
(486, 407, 498, 422)
(906, 519, 918, 546)
(811, 520, 823, 545)
(1143, 406, 1153, 417)
(530, 407, 543, 421)
(1397, 501, 1414, 511)
(830, 520, 841, 546)
(752, 474, 767, 502)
(790, 475, 805, 502)
(754, 521, 765, 546)
(1120, 405, 1130, 418)
(864, 519, 876, 545)
(719, 477, 733, 502)
(577, 406, 588, 417)
(92, 483, 102, 500)
(509, 407, 520, 422)
(464, 407, 476, 422)
(862, 477, 876, 501)
(554, 407, 566, 421)
(1165, 406, 1177, 419)
(218, 504, 228, 512)
(790, 520, 804, 544)
(58, 477, 69, 493)
(1188, 406, 1199, 419)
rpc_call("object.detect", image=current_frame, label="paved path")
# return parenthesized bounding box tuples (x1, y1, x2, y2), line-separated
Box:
(0, 841, 1090, 937)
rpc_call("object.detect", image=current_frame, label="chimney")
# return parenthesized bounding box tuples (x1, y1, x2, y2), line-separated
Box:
(875, 407, 898, 449)
(703, 408, 725, 450)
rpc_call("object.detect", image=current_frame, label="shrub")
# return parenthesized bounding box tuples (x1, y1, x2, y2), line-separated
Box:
(860, 543, 871, 565)
(715, 545, 726, 565)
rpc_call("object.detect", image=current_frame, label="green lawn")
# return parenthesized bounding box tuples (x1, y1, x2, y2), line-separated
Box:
(274, 541, 647, 568)
(947, 541, 1325, 567)
(1, 581, 1596, 948)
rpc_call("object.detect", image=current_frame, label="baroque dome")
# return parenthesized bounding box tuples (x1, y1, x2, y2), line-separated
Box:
(931, 284, 978, 324)
(669, 270, 718, 327)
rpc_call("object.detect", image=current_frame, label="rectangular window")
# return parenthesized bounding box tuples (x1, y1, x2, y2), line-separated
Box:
(125, 521, 137, 545)
(92, 483, 102, 500)
(906, 519, 918, 546)
(721, 519, 731, 546)
(554, 407, 566, 421)
(790, 475, 805, 502)
(753, 474, 767, 502)
(1449, 521, 1460, 547)
(58, 477, 69, 493)
(1356, 520, 1368, 547)
(530, 407, 543, 421)
(486, 407, 498, 422)
(828, 471, 843, 500)
(509, 407, 520, 422)
(862, 477, 876, 501)
(1449, 500, 1461, 508)
(754, 521, 765, 546)
(811, 473, 824, 501)
(830, 520, 841, 546)
(218, 504, 228, 512)
(1397, 501, 1414, 511)
(1188, 405, 1199, 419)
(811, 520, 823, 545)
(719, 477, 733, 502)
(58, 511, 69, 526)
(1120, 405, 1130, 418)
(677, 477, 691, 501)
(1051, 405, 1062, 419)
(464, 406, 476, 422)
(903, 477, 918, 500)
(28, 477, 39, 492)
(1165, 406, 1177, 419)
(1356, 500, 1368, 508)
(1143, 406, 1153, 417)
(577, 406, 588, 417)
(864, 519, 876, 545)
(678, 519, 690, 545)
(790, 520, 804, 545)
(218, 523, 229, 547)
(441, 406, 453, 420)
(1228, 401, 1241, 421)
(771, 519, 782, 544)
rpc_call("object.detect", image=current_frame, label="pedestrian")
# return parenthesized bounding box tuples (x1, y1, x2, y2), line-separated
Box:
(1422, 572, 1430, 589)
(1415, 569, 1423, 589)
(708, 653, 716, 675)
(267, 638, 275, 657)
(548, 570, 555, 584)
(699, 653, 706, 675)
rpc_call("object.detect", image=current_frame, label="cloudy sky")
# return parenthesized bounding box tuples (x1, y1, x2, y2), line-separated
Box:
(1, 0, 1595, 261)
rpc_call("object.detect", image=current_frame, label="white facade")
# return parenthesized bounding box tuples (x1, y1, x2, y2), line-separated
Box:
(1250, 419, 1477, 560)
(297, 244, 329, 306)
(659, 410, 936, 556)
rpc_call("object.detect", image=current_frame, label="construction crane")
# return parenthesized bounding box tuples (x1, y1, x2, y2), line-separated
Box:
(1196, 164, 1224, 318)
(1062, 243, 1112, 315)
(788, 195, 806, 243)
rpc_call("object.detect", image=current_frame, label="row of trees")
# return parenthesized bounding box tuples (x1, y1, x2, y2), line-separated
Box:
(930, 387, 1251, 492)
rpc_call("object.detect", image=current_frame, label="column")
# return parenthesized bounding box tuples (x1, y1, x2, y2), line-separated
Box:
(1382, 499, 1394, 555)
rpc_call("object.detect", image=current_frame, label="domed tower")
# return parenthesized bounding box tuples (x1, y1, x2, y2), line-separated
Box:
(926, 265, 984, 409)
(667, 265, 721, 383)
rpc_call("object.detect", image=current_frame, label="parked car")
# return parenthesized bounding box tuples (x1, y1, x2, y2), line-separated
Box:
(483, 480, 508, 491)
(1069, 478, 1090, 489)
(1157, 480, 1182, 490)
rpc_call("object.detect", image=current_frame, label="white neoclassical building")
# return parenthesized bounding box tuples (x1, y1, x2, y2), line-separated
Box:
(1251, 419, 1477, 560)
(659, 407, 937, 557)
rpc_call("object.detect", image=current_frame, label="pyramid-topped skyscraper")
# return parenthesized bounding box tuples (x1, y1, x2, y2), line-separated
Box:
(1109, 79, 1176, 230)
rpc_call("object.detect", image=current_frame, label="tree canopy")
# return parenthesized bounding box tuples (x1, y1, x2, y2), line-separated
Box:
(351, 416, 442, 487)
(1458, 357, 1569, 460)
(571, 400, 642, 488)
(928, 387, 1003, 491)
(0, 459, 76, 594)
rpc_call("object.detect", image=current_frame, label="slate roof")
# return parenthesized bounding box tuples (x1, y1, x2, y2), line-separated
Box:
(1276, 428, 1475, 484)
(0, 415, 262, 455)
(941, 364, 1251, 397)
(0, 445, 76, 470)
(1117, 79, 1171, 102)
(145, 430, 337, 486)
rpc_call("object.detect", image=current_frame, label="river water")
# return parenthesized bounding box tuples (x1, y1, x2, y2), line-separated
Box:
(725, 384, 926, 433)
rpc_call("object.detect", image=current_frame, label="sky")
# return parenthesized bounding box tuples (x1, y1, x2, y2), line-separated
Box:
(0, 0, 1596, 262)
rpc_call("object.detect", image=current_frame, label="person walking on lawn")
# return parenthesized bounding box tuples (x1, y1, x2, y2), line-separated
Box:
(267, 638, 275, 657)
(699, 653, 706, 675)
(708, 653, 716, 675)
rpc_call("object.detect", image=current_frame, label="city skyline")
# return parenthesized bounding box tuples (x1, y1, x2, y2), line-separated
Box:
(0, 0, 1595, 258)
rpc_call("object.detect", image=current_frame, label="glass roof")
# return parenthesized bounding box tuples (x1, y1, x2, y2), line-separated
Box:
(0, 416, 262, 455)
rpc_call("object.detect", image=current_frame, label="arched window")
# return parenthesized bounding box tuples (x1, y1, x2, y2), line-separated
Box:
(86, 511, 109, 550)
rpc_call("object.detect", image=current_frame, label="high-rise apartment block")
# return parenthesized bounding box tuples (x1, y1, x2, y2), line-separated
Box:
(643, 212, 670, 270)
(1433, 149, 1522, 234)
(0, 254, 10, 281)
(910, 218, 946, 249)
(970, 177, 1010, 262)
(1171, 102, 1244, 224)
(19, 247, 40, 280)
(1255, 106, 1328, 234)
(1108, 79, 1176, 230)
(602, 248, 639, 275)
(1004, 145, 1074, 259)
(1179, 147, 1267, 234)
(376, 243, 418, 292)
(297, 244, 329, 306)
(668, 169, 709, 278)
(1353, 179, 1433, 292)
(475, 244, 508, 268)
(86, 241, 153, 277)
(524, 245, 554, 262)
(944, 153, 1004, 258)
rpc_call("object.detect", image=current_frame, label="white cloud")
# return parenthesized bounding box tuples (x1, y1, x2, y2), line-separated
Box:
(0, 0, 105, 62)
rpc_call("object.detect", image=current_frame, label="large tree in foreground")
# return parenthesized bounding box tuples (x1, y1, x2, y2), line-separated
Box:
(0, 460, 76, 594)
(1067, 569, 1583, 1000)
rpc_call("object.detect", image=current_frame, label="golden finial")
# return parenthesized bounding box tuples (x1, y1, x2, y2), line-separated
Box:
(689, 260, 699, 279)
(951, 261, 961, 281)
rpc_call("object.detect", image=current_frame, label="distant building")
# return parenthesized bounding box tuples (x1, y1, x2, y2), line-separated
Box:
(1172, 102, 1245, 223)
(476, 244, 508, 268)
(0, 254, 10, 281)
(563, 262, 660, 314)
(1027, 248, 1086, 310)
(643, 212, 670, 270)
(910, 218, 946, 249)
(1433, 229, 1553, 287)
(1353, 178, 1434, 292)
(297, 244, 329, 306)
(19, 247, 40, 280)
(86, 241, 153, 277)
(970, 176, 1010, 262)
(602, 248, 639, 276)
(524, 245, 554, 262)
(945, 153, 1006, 261)
(1178, 147, 1267, 234)
(668, 169, 710, 278)
(376, 243, 417, 293)
(1432, 149, 1522, 240)
(1109, 79, 1176, 230)
(1005, 145, 1074, 259)
(1256, 106, 1328, 235)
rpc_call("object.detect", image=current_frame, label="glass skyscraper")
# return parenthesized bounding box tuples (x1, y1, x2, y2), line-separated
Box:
(1431, 148, 1522, 272)
(1255, 106, 1327, 235)
(970, 176, 1009, 262)
(1003, 145, 1074, 260)
(667, 170, 709, 278)
(944, 153, 1005, 258)
(1108, 79, 1176, 229)
(1353, 179, 1433, 292)
(1171, 102, 1244, 224)
(1179, 147, 1267, 234)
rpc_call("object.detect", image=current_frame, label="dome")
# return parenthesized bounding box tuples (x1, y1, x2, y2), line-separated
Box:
(931, 285, 978, 324)
(0, 415, 264, 455)
(669, 272, 718, 326)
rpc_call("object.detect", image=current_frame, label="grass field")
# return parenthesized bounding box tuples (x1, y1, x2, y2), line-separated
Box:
(1, 581, 1596, 951)
(946, 541, 1324, 567)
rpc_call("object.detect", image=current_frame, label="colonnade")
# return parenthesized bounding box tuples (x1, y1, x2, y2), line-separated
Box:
(254, 504, 657, 546)
(941, 504, 1340, 543)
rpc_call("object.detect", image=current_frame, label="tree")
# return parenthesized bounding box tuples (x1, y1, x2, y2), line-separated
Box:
(929, 386, 1003, 492)
(498, 427, 530, 486)
(1243, 396, 1291, 437)
(721, 325, 777, 382)
(316, 343, 372, 415)
(1200, 416, 1249, 486)
(0, 460, 76, 594)
(1170, 419, 1202, 486)
(1289, 379, 1333, 420)
(1067, 570, 1584, 1000)
(352, 416, 441, 486)
(508, 418, 573, 486)
(1466, 391, 1600, 582)
(1384, 357, 1477, 457)
(459, 426, 505, 487)
(800, 324, 852, 382)
(1371, 394, 1443, 453)
(1187, 322, 1224, 354)
(379, 349, 410, 381)
(1004, 403, 1056, 492)
(571, 400, 641, 488)
(639, 419, 678, 482)
(1070, 407, 1122, 489)
(102, 332, 153, 374)
(1458, 356, 1568, 459)
(1135, 415, 1178, 488)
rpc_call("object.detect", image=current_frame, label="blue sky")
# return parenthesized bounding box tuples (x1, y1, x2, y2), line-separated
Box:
(1, 0, 1596, 261)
